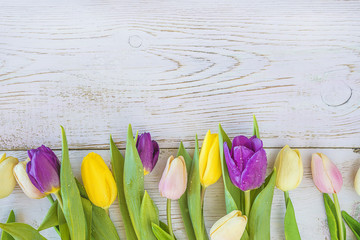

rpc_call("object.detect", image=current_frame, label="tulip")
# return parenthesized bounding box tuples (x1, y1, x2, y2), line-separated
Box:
(354, 167, 360, 196)
(274, 145, 303, 191)
(81, 152, 117, 209)
(199, 130, 221, 188)
(159, 155, 187, 238)
(0, 153, 19, 199)
(311, 153, 343, 194)
(224, 135, 267, 191)
(136, 132, 159, 175)
(159, 155, 187, 200)
(210, 210, 247, 240)
(26, 145, 61, 194)
(13, 159, 46, 199)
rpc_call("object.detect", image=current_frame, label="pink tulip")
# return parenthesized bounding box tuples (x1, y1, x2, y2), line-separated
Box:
(159, 155, 187, 200)
(311, 153, 343, 194)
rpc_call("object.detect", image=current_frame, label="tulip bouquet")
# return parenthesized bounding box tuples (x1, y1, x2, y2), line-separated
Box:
(0, 127, 121, 240)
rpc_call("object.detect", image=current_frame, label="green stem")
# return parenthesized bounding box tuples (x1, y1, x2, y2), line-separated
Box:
(54, 191, 63, 210)
(104, 207, 109, 216)
(167, 199, 174, 239)
(245, 190, 251, 217)
(333, 193, 344, 240)
(284, 191, 290, 206)
(46, 195, 61, 236)
(201, 186, 206, 208)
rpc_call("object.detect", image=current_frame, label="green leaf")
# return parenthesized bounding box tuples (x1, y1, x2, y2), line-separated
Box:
(218, 124, 242, 213)
(58, 202, 70, 240)
(140, 191, 159, 240)
(91, 205, 120, 240)
(249, 169, 276, 240)
(38, 200, 59, 231)
(342, 211, 360, 239)
(176, 142, 196, 240)
(75, 178, 89, 199)
(187, 135, 207, 240)
(284, 197, 301, 240)
(81, 198, 93, 240)
(253, 114, 260, 138)
(60, 126, 87, 240)
(1, 210, 15, 240)
(151, 223, 173, 240)
(124, 124, 144, 239)
(110, 136, 137, 240)
(0, 223, 46, 240)
(323, 194, 338, 240)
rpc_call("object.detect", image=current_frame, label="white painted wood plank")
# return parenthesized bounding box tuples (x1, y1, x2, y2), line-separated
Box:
(0, 148, 359, 239)
(0, 0, 360, 149)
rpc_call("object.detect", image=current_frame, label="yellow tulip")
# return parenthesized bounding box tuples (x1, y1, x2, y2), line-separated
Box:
(354, 167, 360, 196)
(210, 210, 247, 240)
(199, 130, 221, 188)
(0, 153, 19, 199)
(81, 152, 117, 209)
(274, 145, 303, 191)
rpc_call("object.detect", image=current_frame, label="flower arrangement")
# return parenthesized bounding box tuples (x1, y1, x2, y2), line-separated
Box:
(0, 116, 359, 240)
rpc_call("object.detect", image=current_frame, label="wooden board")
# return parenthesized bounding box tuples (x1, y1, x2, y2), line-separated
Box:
(0, 0, 360, 150)
(0, 148, 359, 239)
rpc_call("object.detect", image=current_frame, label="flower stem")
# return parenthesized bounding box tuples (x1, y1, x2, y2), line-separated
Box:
(167, 198, 174, 239)
(245, 190, 251, 217)
(105, 207, 109, 216)
(333, 193, 344, 240)
(201, 186, 206, 208)
(46, 195, 61, 236)
(284, 191, 290, 206)
(54, 191, 63, 210)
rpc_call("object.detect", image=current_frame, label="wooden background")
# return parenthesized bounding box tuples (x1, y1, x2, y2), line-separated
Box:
(0, 0, 360, 239)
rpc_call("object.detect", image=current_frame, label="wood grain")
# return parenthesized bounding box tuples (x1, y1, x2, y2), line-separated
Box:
(0, 148, 359, 239)
(0, 0, 360, 150)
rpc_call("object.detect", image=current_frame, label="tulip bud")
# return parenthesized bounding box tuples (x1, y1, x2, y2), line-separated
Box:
(26, 145, 61, 194)
(13, 159, 46, 199)
(0, 153, 19, 199)
(224, 135, 267, 191)
(159, 155, 187, 200)
(274, 145, 303, 191)
(136, 132, 160, 175)
(199, 130, 221, 188)
(81, 152, 117, 209)
(311, 153, 343, 194)
(355, 167, 360, 196)
(210, 210, 247, 240)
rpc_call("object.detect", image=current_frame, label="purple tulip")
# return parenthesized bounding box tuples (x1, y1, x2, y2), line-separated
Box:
(224, 136, 267, 191)
(136, 132, 159, 175)
(26, 145, 61, 194)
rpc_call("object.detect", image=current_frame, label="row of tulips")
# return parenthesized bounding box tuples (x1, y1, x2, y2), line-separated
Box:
(0, 117, 360, 240)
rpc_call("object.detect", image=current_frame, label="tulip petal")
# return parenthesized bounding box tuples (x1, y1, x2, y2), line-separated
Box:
(311, 153, 336, 194)
(0, 156, 19, 199)
(13, 161, 45, 199)
(81, 152, 117, 208)
(239, 149, 267, 191)
(232, 136, 252, 156)
(202, 135, 221, 188)
(210, 210, 247, 240)
(224, 143, 241, 189)
(355, 168, 360, 196)
(199, 130, 217, 185)
(137, 133, 154, 172)
(233, 146, 254, 173)
(320, 153, 343, 193)
(250, 137, 263, 152)
(159, 156, 187, 200)
(152, 140, 160, 168)
(26, 150, 60, 194)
